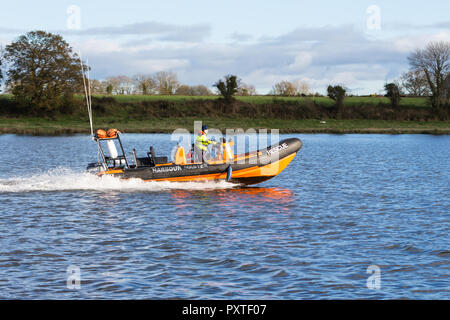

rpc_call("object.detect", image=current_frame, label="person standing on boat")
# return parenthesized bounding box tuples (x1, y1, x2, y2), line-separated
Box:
(194, 125, 217, 163)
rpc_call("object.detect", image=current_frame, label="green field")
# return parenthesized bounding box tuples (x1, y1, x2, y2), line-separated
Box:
(88, 94, 430, 107)
(0, 93, 432, 110)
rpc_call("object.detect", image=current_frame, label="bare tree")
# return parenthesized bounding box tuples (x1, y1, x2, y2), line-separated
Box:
(176, 84, 212, 96)
(104, 75, 135, 95)
(271, 81, 297, 96)
(192, 85, 212, 96)
(175, 84, 192, 95)
(153, 71, 180, 95)
(400, 70, 431, 96)
(133, 74, 156, 95)
(118, 75, 135, 94)
(89, 79, 105, 94)
(237, 83, 256, 96)
(0, 45, 3, 89)
(293, 80, 310, 96)
(445, 74, 450, 99)
(271, 80, 309, 96)
(104, 76, 121, 95)
(408, 41, 450, 109)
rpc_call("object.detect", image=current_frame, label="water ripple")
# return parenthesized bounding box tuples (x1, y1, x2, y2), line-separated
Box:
(0, 133, 449, 299)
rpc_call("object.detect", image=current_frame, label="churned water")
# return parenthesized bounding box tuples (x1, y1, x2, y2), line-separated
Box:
(0, 133, 448, 299)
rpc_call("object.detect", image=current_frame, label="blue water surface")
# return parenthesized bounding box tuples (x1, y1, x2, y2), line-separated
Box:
(0, 133, 448, 299)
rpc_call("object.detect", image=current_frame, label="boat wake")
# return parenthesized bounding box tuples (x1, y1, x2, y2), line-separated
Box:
(0, 168, 237, 193)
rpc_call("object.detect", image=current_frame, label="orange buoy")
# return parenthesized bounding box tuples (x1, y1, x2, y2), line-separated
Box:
(96, 129, 107, 139)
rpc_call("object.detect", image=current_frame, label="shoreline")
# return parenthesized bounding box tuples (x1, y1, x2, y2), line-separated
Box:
(1, 95, 449, 136)
(0, 118, 450, 136)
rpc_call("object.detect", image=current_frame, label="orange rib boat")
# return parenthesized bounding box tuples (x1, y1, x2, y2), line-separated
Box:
(87, 131, 302, 186)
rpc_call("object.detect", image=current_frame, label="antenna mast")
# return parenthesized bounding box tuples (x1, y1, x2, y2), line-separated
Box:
(79, 51, 94, 138)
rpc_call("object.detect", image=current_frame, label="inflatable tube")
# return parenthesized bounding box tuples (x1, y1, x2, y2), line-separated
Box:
(96, 138, 302, 186)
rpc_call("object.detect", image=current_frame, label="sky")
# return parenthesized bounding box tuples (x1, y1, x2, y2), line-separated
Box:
(0, 0, 449, 94)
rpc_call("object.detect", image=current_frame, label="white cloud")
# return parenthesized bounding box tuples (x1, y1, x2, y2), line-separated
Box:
(392, 32, 450, 53)
(75, 39, 122, 54)
(289, 52, 313, 70)
(2, 22, 449, 94)
(229, 32, 253, 42)
(61, 21, 212, 42)
(77, 25, 450, 94)
(128, 58, 190, 73)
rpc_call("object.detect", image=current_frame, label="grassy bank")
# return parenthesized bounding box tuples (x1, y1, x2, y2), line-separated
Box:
(1, 116, 449, 135)
(104, 94, 431, 107)
(1, 94, 449, 135)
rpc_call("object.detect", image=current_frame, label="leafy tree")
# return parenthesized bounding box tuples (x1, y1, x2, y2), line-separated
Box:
(214, 74, 240, 103)
(384, 82, 401, 108)
(4, 30, 85, 115)
(105, 83, 113, 95)
(408, 41, 450, 109)
(327, 85, 346, 118)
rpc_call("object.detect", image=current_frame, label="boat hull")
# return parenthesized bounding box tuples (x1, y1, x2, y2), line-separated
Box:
(98, 138, 302, 185)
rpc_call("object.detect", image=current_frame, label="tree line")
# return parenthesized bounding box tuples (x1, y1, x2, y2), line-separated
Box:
(84, 75, 312, 97)
(0, 30, 449, 116)
(90, 72, 212, 96)
(81, 73, 258, 97)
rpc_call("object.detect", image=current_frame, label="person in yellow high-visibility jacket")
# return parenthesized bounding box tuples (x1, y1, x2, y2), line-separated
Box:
(194, 125, 217, 163)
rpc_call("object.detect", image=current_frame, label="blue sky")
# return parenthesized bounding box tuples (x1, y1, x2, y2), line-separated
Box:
(1, 0, 449, 94)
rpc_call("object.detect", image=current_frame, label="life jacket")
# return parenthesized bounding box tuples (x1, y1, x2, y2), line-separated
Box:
(195, 131, 212, 151)
(174, 146, 187, 165)
(96, 128, 119, 139)
(107, 128, 119, 138)
(96, 129, 107, 139)
(222, 141, 234, 162)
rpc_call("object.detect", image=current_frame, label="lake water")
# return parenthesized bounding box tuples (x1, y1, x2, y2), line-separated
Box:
(0, 133, 448, 299)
